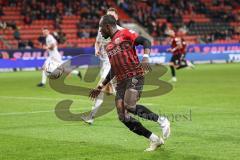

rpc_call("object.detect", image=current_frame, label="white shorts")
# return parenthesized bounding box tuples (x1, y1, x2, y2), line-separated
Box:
(43, 56, 63, 74)
(99, 59, 111, 80)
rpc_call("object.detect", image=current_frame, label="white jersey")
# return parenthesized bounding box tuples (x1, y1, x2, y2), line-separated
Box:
(46, 34, 61, 61)
(95, 25, 124, 61)
(43, 34, 62, 75)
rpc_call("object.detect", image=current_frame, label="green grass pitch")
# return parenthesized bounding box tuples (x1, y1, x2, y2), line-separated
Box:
(0, 63, 239, 160)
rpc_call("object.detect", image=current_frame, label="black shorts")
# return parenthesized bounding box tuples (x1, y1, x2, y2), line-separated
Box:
(115, 76, 144, 101)
(170, 54, 186, 65)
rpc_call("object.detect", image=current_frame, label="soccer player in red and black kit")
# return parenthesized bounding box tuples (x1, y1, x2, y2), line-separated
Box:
(89, 15, 170, 152)
(167, 30, 194, 82)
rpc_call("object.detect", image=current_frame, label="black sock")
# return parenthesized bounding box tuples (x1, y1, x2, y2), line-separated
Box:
(121, 116, 152, 139)
(170, 66, 176, 77)
(128, 104, 159, 122)
(77, 71, 82, 79)
(177, 64, 188, 70)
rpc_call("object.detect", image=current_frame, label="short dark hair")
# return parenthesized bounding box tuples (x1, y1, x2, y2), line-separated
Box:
(101, 15, 117, 26)
(107, 7, 117, 14)
(42, 26, 49, 30)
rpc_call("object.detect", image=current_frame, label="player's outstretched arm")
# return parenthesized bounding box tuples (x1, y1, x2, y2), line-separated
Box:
(94, 28, 102, 56)
(95, 41, 101, 56)
(89, 69, 115, 100)
(135, 36, 152, 72)
(43, 43, 55, 51)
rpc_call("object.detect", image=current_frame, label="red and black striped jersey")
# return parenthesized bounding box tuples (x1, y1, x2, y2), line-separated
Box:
(171, 37, 187, 55)
(105, 29, 144, 81)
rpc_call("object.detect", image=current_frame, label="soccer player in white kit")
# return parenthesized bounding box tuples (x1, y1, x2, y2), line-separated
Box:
(83, 8, 123, 124)
(37, 27, 82, 87)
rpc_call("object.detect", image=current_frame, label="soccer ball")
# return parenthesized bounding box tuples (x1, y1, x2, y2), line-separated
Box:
(46, 66, 64, 79)
(44, 59, 64, 79)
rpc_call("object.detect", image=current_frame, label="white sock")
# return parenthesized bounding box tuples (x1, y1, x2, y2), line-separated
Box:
(149, 133, 159, 142)
(71, 70, 79, 75)
(41, 71, 47, 84)
(89, 92, 104, 119)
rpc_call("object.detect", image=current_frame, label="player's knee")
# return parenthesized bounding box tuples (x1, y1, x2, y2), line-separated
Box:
(118, 114, 125, 122)
(124, 88, 138, 110)
(118, 112, 130, 123)
(48, 67, 64, 79)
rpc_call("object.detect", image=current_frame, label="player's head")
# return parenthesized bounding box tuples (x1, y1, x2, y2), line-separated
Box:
(42, 27, 50, 37)
(107, 7, 118, 21)
(99, 15, 117, 39)
(166, 29, 175, 37)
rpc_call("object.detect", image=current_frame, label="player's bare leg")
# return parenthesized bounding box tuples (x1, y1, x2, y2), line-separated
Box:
(37, 70, 47, 87)
(82, 91, 104, 124)
(83, 61, 112, 124)
(123, 85, 170, 140)
(82, 81, 114, 124)
(37, 62, 49, 87)
(104, 83, 114, 95)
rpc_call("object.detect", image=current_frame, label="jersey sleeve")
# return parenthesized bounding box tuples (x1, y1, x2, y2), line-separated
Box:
(116, 25, 124, 30)
(95, 28, 101, 53)
(125, 29, 139, 43)
(46, 35, 57, 47)
(96, 28, 102, 42)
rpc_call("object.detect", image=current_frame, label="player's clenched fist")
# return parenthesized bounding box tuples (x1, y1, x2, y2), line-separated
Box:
(89, 85, 103, 100)
(141, 56, 152, 73)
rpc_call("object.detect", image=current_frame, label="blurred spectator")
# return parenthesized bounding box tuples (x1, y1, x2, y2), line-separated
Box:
(54, 15, 62, 29)
(0, 21, 7, 29)
(13, 28, 21, 40)
(25, 40, 34, 49)
(234, 26, 240, 35)
(197, 35, 207, 44)
(0, 0, 239, 49)
(66, 41, 74, 48)
(0, 6, 4, 16)
(77, 30, 90, 38)
(77, 30, 83, 38)
(38, 35, 46, 45)
(89, 30, 98, 38)
(58, 30, 66, 44)
(18, 40, 26, 49)
(77, 18, 86, 29)
(23, 15, 32, 25)
(9, 0, 17, 7)
(52, 30, 66, 44)
(28, 40, 34, 48)
(64, 6, 73, 16)
(223, 11, 235, 22)
(213, 0, 221, 6)
(187, 20, 195, 28)
(234, 11, 240, 21)
(6, 21, 17, 30)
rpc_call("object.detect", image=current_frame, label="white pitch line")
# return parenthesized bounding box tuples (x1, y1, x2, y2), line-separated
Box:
(143, 103, 154, 106)
(0, 108, 83, 116)
(0, 96, 90, 116)
(0, 96, 89, 102)
(0, 96, 154, 116)
(0, 110, 55, 116)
